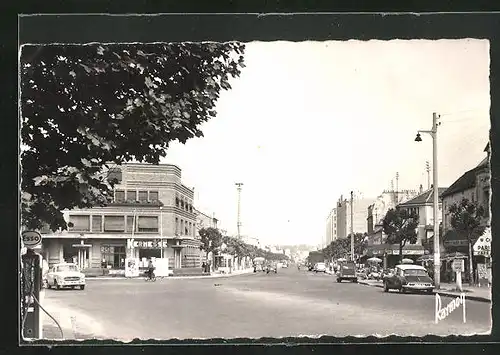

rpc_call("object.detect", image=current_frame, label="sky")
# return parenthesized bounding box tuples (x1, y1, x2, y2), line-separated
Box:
(161, 39, 491, 247)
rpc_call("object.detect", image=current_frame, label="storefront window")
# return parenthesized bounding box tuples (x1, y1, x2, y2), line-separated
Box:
(104, 215, 125, 232)
(101, 245, 126, 269)
(68, 215, 90, 232)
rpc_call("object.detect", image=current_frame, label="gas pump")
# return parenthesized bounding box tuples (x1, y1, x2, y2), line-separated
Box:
(20, 231, 43, 340)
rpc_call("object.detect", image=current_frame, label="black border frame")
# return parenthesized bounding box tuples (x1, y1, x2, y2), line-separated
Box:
(4, 7, 500, 355)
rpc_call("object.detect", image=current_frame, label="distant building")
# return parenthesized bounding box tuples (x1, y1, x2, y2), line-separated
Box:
(398, 187, 447, 245)
(195, 209, 218, 232)
(335, 193, 376, 239)
(325, 208, 337, 246)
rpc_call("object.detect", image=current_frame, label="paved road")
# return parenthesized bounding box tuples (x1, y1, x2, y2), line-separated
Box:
(41, 267, 491, 340)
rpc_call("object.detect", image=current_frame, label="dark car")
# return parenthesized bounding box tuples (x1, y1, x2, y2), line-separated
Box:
(336, 261, 357, 283)
(383, 264, 434, 294)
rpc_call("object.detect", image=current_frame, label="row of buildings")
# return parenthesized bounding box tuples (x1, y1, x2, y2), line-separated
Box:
(324, 144, 491, 282)
(37, 163, 230, 275)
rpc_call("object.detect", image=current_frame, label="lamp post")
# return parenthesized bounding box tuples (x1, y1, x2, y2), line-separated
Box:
(415, 112, 441, 289)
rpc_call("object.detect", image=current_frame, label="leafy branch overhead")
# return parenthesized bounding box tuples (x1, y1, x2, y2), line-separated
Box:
(20, 43, 246, 231)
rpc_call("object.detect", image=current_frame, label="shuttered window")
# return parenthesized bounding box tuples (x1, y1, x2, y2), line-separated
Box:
(149, 191, 159, 201)
(138, 191, 148, 202)
(68, 215, 90, 231)
(104, 216, 125, 232)
(127, 190, 137, 201)
(138, 216, 158, 232)
(91, 215, 103, 232)
(115, 190, 125, 202)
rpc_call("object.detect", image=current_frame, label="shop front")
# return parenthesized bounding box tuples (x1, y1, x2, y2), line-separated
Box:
(365, 244, 426, 269)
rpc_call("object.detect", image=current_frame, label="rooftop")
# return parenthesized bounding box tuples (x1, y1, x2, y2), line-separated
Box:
(398, 187, 448, 207)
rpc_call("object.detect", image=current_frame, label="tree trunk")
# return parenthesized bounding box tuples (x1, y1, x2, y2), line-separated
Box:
(399, 242, 404, 263)
(468, 237, 474, 286)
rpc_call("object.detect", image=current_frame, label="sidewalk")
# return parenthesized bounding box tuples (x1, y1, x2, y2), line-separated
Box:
(357, 279, 491, 303)
(39, 291, 105, 340)
(85, 268, 255, 280)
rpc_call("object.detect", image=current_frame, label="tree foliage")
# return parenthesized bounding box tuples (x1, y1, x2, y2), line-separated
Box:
(20, 43, 246, 231)
(199, 227, 223, 256)
(382, 207, 419, 262)
(448, 198, 486, 285)
(321, 233, 367, 261)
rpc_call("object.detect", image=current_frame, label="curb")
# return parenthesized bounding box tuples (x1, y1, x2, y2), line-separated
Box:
(85, 271, 255, 281)
(357, 280, 491, 303)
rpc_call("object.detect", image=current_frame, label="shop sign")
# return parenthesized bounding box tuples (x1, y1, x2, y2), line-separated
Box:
(473, 235, 491, 257)
(444, 240, 468, 247)
(127, 239, 168, 249)
(391, 249, 424, 256)
(452, 259, 464, 272)
(22, 230, 42, 248)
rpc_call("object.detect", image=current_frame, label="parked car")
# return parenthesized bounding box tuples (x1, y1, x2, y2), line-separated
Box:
(314, 262, 327, 273)
(336, 261, 358, 282)
(46, 263, 86, 290)
(383, 264, 434, 294)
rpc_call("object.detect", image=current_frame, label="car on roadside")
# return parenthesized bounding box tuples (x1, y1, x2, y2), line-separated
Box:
(46, 262, 86, 290)
(336, 261, 358, 282)
(314, 262, 327, 273)
(383, 264, 434, 294)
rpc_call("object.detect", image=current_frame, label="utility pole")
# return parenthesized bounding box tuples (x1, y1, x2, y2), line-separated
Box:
(425, 161, 431, 189)
(235, 183, 243, 239)
(415, 112, 441, 289)
(350, 191, 354, 261)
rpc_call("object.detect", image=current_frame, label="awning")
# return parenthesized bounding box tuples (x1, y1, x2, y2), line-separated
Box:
(365, 244, 425, 256)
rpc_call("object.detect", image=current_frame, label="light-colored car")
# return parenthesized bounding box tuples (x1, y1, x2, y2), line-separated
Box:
(46, 263, 86, 290)
(314, 262, 327, 273)
(383, 264, 434, 294)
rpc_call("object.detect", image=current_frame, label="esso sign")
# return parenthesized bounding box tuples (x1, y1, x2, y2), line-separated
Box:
(21, 230, 42, 248)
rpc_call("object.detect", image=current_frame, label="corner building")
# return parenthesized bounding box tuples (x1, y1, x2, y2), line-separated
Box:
(41, 163, 202, 274)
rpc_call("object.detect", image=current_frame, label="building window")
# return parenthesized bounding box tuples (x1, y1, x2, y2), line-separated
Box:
(115, 190, 125, 202)
(149, 191, 159, 202)
(138, 191, 148, 202)
(175, 217, 179, 235)
(101, 245, 126, 269)
(137, 216, 159, 232)
(127, 190, 137, 202)
(104, 216, 125, 232)
(126, 216, 136, 233)
(180, 200, 185, 209)
(91, 215, 102, 232)
(68, 215, 90, 232)
(176, 197, 180, 207)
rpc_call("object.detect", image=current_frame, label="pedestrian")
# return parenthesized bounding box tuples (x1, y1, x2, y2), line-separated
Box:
(202, 261, 206, 273)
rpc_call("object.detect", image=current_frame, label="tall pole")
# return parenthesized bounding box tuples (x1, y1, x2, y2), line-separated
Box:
(432, 112, 440, 290)
(350, 191, 354, 261)
(160, 206, 163, 258)
(416, 112, 440, 289)
(235, 183, 243, 238)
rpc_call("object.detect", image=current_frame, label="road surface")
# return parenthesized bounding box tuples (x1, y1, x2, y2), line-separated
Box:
(41, 267, 491, 341)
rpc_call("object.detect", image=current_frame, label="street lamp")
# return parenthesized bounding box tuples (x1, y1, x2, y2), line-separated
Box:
(415, 112, 441, 289)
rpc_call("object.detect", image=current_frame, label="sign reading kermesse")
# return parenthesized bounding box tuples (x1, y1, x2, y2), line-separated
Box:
(127, 239, 169, 249)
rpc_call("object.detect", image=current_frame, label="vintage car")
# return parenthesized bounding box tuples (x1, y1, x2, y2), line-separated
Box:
(46, 263, 86, 290)
(336, 261, 358, 282)
(314, 262, 327, 273)
(383, 264, 434, 294)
